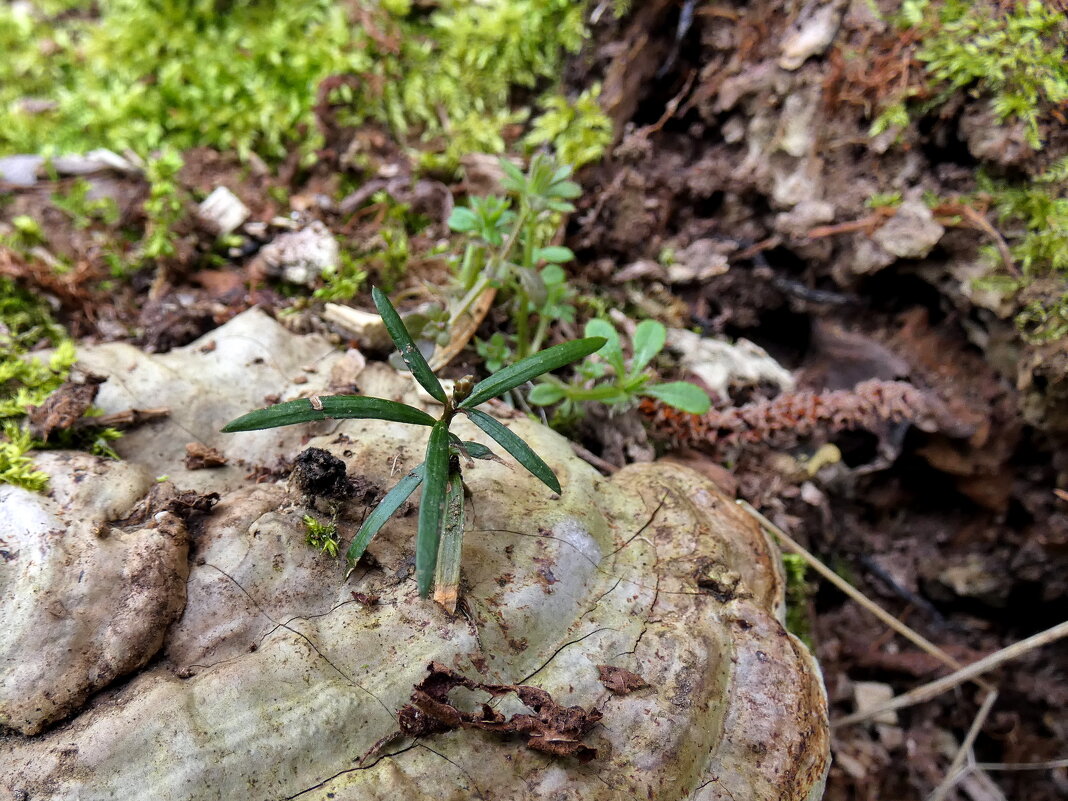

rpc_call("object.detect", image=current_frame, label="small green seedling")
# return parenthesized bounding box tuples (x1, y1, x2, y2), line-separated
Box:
(447, 154, 581, 360)
(222, 287, 604, 608)
(528, 317, 711, 418)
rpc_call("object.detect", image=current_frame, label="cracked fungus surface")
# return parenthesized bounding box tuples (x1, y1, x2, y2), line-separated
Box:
(0, 310, 828, 800)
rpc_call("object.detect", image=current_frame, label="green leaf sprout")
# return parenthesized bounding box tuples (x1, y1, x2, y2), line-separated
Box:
(222, 287, 604, 607)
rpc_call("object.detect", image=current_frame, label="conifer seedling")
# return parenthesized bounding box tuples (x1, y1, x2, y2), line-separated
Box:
(222, 287, 605, 609)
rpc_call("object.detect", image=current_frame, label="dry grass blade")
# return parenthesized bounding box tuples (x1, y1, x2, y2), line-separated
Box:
(927, 689, 999, 801)
(834, 619, 1068, 727)
(736, 501, 988, 686)
(975, 758, 1068, 771)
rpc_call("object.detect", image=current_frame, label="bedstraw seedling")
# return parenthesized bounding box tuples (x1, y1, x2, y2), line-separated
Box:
(222, 287, 604, 610)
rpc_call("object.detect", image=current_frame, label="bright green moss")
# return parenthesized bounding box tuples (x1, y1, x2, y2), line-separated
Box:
(782, 554, 814, 648)
(525, 84, 613, 169)
(917, 0, 1067, 149)
(0, 1, 595, 170)
(303, 514, 340, 558)
(0, 422, 50, 493)
(0, 280, 77, 490)
(882, 0, 1068, 148)
(973, 160, 1068, 343)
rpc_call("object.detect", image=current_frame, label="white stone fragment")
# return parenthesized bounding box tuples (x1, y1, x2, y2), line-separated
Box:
(258, 220, 339, 286)
(779, 1, 845, 70)
(871, 199, 945, 260)
(667, 328, 796, 399)
(196, 186, 250, 236)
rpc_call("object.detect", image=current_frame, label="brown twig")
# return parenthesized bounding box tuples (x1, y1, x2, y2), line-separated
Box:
(933, 201, 1019, 278)
(806, 206, 896, 239)
(74, 407, 171, 429)
(569, 442, 620, 475)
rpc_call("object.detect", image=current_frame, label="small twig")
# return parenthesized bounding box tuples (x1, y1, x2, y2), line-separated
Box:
(927, 689, 999, 801)
(634, 68, 697, 138)
(74, 407, 170, 429)
(569, 442, 619, 475)
(834, 619, 1068, 727)
(734, 236, 782, 260)
(933, 202, 1019, 278)
(806, 206, 896, 239)
(975, 757, 1068, 771)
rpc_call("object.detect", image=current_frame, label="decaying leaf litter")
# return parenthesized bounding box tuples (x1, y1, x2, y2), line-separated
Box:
(2, 0, 1067, 799)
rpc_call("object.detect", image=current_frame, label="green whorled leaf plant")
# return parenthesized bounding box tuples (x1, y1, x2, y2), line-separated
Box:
(529, 317, 711, 419)
(222, 286, 605, 609)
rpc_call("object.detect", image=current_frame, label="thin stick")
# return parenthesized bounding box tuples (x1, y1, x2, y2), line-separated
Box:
(570, 442, 619, 475)
(975, 758, 1068, 771)
(835, 619, 1068, 727)
(736, 501, 990, 689)
(927, 689, 999, 801)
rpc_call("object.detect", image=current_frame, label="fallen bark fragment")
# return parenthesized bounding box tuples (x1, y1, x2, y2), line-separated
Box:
(387, 662, 603, 762)
(184, 442, 228, 470)
(596, 665, 650, 696)
(27, 375, 105, 439)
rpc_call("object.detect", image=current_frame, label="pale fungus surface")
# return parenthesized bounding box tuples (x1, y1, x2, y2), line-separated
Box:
(1, 311, 828, 800)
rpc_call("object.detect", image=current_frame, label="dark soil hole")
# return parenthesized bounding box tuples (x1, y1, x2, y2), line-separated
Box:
(833, 429, 881, 468)
(724, 304, 813, 368)
(690, 189, 726, 220)
(917, 110, 978, 169)
(858, 269, 948, 323)
(762, 244, 810, 277)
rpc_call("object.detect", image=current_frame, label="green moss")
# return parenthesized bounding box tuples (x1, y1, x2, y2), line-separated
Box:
(0, 1, 594, 170)
(883, 0, 1068, 149)
(782, 553, 814, 648)
(866, 191, 903, 209)
(140, 148, 185, 263)
(917, 0, 1067, 149)
(0, 277, 66, 353)
(51, 178, 121, 229)
(303, 514, 340, 558)
(969, 160, 1068, 342)
(0, 281, 77, 490)
(0, 279, 121, 489)
(0, 421, 49, 493)
(524, 84, 613, 169)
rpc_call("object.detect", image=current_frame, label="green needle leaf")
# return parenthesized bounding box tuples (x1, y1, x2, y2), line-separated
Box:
(458, 337, 606, 409)
(221, 395, 435, 432)
(463, 408, 561, 494)
(448, 434, 497, 460)
(346, 464, 425, 565)
(416, 422, 450, 597)
(372, 286, 448, 404)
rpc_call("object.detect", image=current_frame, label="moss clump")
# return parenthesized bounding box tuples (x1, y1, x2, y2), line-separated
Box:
(524, 84, 613, 170)
(914, 0, 1068, 149)
(782, 554, 814, 649)
(972, 159, 1068, 343)
(0, 278, 77, 490)
(303, 514, 340, 558)
(877, 0, 1068, 148)
(0, 0, 597, 170)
